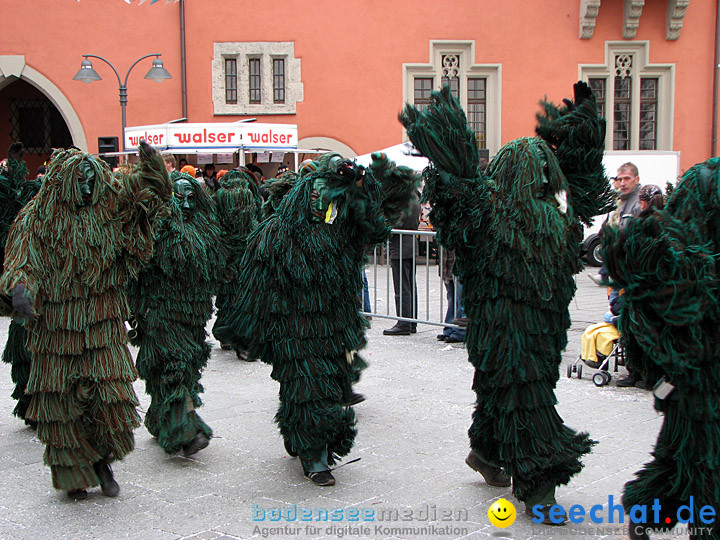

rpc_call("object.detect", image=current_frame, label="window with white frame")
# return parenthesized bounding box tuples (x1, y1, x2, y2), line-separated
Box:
(581, 41, 674, 151)
(212, 42, 303, 115)
(403, 41, 501, 156)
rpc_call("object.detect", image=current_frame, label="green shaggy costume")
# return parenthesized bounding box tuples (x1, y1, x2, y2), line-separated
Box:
(210, 168, 262, 356)
(0, 144, 42, 427)
(261, 171, 300, 218)
(216, 154, 418, 481)
(128, 174, 226, 455)
(0, 142, 172, 494)
(400, 83, 612, 513)
(603, 160, 720, 540)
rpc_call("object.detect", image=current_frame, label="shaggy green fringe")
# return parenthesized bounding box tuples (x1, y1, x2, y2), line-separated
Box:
(262, 172, 300, 218)
(216, 154, 418, 465)
(535, 82, 616, 227)
(0, 158, 30, 272)
(603, 158, 720, 537)
(0, 144, 171, 491)
(128, 175, 226, 454)
(1, 157, 41, 422)
(400, 84, 600, 502)
(211, 169, 262, 349)
(1, 320, 34, 426)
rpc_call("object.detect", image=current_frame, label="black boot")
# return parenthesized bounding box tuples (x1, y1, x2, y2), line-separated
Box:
(93, 461, 120, 497)
(616, 374, 637, 387)
(67, 489, 88, 500)
(383, 324, 411, 336)
(182, 432, 210, 457)
(465, 450, 510, 487)
(524, 483, 566, 526)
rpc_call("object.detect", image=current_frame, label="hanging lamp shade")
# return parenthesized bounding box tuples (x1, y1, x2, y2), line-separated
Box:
(73, 59, 102, 84)
(144, 56, 172, 82)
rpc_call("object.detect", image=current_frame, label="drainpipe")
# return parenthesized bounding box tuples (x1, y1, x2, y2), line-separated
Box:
(180, 0, 188, 121)
(713, 0, 720, 157)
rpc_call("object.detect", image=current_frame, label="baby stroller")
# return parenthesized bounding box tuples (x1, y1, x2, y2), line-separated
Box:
(567, 286, 626, 386)
(567, 322, 625, 386)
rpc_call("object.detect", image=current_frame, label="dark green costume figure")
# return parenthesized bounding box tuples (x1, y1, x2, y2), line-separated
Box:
(603, 161, 720, 540)
(0, 142, 172, 499)
(210, 168, 262, 357)
(400, 83, 612, 521)
(128, 174, 226, 456)
(0, 143, 42, 427)
(261, 171, 300, 218)
(216, 153, 418, 486)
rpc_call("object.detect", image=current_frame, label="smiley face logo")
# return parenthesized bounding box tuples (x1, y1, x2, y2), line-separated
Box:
(488, 498, 516, 528)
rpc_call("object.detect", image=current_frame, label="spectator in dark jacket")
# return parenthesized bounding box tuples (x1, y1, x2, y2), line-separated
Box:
(384, 191, 421, 336)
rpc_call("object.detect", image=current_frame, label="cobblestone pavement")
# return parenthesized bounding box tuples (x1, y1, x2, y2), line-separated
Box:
(0, 268, 688, 540)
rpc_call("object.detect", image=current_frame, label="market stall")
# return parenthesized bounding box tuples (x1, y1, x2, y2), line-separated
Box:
(123, 121, 319, 172)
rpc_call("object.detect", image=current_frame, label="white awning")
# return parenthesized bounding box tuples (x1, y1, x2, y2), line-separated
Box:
(124, 122, 298, 153)
(354, 142, 429, 173)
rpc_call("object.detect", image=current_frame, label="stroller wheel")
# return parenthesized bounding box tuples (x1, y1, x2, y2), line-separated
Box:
(593, 372, 606, 387)
(577, 364, 583, 379)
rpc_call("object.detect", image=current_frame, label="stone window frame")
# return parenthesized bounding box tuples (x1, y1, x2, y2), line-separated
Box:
(580, 41, 674, 151)
(212, 42, 303, 115)
(403, 40, 501, 156)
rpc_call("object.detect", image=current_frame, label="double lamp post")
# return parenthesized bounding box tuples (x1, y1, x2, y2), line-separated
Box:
(73, 54, 172, 152)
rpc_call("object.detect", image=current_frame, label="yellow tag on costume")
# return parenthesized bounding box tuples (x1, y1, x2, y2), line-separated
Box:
(325, 201, 338, 224)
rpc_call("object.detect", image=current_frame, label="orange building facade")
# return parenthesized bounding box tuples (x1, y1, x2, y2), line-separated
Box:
(1, 0, 716, 176)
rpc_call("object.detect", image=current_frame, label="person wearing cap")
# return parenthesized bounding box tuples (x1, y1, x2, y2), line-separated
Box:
(180, 164, 196, 177)
(637, 184, 663, 214)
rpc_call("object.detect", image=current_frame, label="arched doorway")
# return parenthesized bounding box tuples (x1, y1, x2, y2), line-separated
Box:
(0, 80, 72, 174)
(0, 55, 86, 174)
(298, 136, 357, 158)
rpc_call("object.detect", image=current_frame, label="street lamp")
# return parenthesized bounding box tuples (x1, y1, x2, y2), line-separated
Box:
(73, 53, 172, 151)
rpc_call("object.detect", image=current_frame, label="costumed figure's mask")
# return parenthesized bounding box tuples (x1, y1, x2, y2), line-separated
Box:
(174, 178, 196, 219)
(76, 159, 96, 207)
(308, 160, 366, 223)
(309, 176, 332, 222)
(336, 159, 366, 188)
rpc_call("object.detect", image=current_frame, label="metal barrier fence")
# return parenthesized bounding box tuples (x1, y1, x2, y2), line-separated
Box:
(363, 228, 461, 330)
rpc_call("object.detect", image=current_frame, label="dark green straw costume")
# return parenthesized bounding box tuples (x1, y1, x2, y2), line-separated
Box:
(0, 142, 172, 495)
(128, 174, 226, 455)
(216, 153, 418, 482)
(400, 83, 612, 514)
(261, 171, 300, 218)
(603, 160, 720, 539)
(210, 168, 262, 357)
(1, 144, 42, 427)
